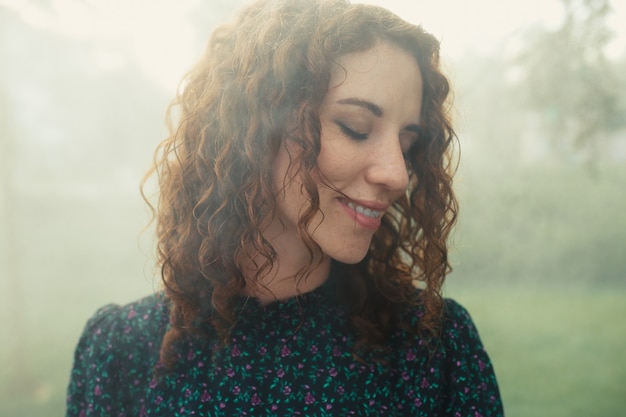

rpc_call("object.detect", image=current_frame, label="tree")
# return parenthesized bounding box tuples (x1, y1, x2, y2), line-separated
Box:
(514, 0, 621, 165)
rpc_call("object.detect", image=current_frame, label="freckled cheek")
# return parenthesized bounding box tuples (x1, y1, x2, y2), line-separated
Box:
(317, 139, 361, 182)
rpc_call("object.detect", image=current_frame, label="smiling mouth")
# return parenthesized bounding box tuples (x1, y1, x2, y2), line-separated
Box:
(345, 201, 383, 219)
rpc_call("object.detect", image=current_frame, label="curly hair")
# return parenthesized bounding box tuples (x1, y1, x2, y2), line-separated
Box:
(143, 0, 457, 368)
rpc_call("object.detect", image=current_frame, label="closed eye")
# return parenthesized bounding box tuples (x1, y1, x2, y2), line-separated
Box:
(336, 121, 368, 141)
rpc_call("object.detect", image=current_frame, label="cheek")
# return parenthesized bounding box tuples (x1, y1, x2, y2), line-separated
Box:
(317, 138, 358, 184)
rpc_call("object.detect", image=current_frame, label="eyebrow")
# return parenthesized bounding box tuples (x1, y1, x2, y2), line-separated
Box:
(336, 98, 383, 117)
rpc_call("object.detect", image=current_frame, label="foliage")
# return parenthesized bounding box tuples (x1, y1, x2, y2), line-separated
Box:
(513, 0, 622, 163)
(451, 163, 626, 287)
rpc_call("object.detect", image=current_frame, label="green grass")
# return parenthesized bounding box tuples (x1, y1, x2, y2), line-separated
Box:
(446, 286, 626, 417)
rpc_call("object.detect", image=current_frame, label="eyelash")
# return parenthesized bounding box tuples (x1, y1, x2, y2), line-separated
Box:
(336, 121, 368, 140)
(336, 120, 419, 164)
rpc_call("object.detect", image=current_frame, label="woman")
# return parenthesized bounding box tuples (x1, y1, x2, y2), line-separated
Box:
(67, 0, 503, 415)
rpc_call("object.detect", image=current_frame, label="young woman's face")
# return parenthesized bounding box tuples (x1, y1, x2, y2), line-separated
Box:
(272, 41, 423, 264)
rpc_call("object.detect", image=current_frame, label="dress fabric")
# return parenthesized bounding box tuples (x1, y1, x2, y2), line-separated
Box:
(66, 274, 504, 417)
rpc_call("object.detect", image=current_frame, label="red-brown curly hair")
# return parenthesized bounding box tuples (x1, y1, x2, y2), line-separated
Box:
(143, 0, 458, 368)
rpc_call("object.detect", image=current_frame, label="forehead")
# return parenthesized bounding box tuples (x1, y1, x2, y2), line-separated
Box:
(324, 41, 423, 120)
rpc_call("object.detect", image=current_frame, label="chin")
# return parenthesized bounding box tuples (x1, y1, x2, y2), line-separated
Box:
(329, 249, 369, 265)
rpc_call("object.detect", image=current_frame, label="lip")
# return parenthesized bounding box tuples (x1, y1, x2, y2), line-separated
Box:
(338, 197, 388, 231)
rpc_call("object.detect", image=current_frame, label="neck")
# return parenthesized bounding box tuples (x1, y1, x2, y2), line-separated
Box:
(239, 225, 331, 305)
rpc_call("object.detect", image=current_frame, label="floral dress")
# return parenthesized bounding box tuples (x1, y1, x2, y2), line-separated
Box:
(66, 272, 503, 416)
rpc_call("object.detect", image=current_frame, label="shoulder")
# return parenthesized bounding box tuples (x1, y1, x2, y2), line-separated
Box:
(438, 297, 504, 415)
(66, 293, 170, 416)
(441, 298, 482, 344)
(401, 293, 484, 346)
(83, 293, 170, 340)
(397, 295, 503, 415)
(76, 293, 170, 358)
(75, 292, 170, 368)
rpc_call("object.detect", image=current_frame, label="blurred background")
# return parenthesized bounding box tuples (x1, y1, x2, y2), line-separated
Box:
(1, 0, 624, 415)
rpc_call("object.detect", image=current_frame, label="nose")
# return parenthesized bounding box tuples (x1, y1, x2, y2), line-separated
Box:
(364, 139, 410, 193)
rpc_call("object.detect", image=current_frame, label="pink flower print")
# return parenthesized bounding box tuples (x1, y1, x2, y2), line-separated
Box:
(305, 392, 315, 405)
(185, 388, 192, 398)
(326, 404, 333, 410)
(201, 390, 211, 402)
(329, 368, 338, 377)
(277, 368, 285, 378)
(332, 346, 341, 357)
(280, 345, 291, 357)
(283, 385, 292, 395)
(128, 309, 136, 319)
(94, 385, 101, 396)
(251, 393, 261, 406)
(337, 386, 345, 395)
(197, 361, 205, 368)
(414, 398, 422, 407)
(219, 402, 226, 409)
(406, 350, 416, 361)
(478, 360, 485, 371)
(310, 345, 318, 354)
(232, 386, 241, 395)
(258, 346, 267, 355)
(154, 396, 163, 405)
(187, 350, 195, 360)
(149, 379, 158, 389)
(401, 371, 410, 381)
(271, 405, 278, 411)
(226, 368, 235, 377)
(420, 377, 430, 388)
(231, 345, 241, 357)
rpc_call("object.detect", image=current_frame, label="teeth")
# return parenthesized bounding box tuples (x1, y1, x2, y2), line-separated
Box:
(347, 201, 382, 219)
